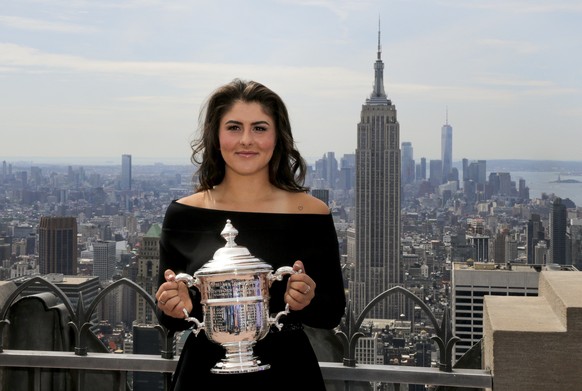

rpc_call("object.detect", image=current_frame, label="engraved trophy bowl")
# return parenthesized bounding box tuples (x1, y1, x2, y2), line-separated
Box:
(174, 219, 295, 374)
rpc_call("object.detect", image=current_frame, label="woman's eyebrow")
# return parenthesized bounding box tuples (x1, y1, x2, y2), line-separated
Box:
(224, 120, 271, 126)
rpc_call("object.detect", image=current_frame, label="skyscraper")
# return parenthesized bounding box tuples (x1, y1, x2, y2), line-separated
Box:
(549, 197, 568, 264)
(526, 214, 545, 264)
(349, 21, 401, 320)
(451, 263, 539, 362)
(441, 111, 453, 183)
(401, 141, 415, 185)
(38, 216, 78, 275)
(93, 240, 117, 282)
(121, 154, 132, 191)
(429, 159, 443, 189)
(326, 151, 338, 188)
(420, 157, 427, 180)
(136, 223, 161, 324)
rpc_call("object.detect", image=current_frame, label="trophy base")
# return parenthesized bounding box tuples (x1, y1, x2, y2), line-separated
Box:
(210, 361, 271, 374)
(209, 341, 271, 374)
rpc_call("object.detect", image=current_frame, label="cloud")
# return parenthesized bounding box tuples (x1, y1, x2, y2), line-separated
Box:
(0, 43, 367, 93)
(0, 15, 97, 33)
(439, 0, 582, 13)
(279, 0, 371, 20)
(478, 38, 539, 55)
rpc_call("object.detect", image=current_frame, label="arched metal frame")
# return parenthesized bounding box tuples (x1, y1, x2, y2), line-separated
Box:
(335, 286, 459, 372)
(1, 277, 460, 372)
(0, 277, 175, 359)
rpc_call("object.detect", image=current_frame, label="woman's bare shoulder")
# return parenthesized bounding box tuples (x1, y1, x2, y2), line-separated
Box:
(176, 191, 207, 207)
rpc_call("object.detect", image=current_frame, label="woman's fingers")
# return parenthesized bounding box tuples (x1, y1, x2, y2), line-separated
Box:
(285, 261, 315, 310)
(157, 269, 193, 316)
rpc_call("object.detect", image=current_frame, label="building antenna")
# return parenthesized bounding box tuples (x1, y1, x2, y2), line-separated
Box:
(377, 14, 382, 60)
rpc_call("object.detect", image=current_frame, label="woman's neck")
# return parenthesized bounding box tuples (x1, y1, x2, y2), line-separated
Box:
(208, 175, 284, 212)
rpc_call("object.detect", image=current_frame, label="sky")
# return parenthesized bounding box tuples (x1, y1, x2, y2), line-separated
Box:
(1, 0, 581, 166)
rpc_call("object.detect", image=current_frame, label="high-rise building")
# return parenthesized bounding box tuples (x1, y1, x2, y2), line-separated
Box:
(489, 172, 512, 196)
(518, 178, 530, 200)
(121, 154, 132, 191)
(93, 240, 117, 282)
(463, 160, 487, 201)
(441, 113, 453, 183)
(401, 141, 415, 185)
(451, 262, 540, 362)
(549, 197, 568, 264)
(38, 216, 78, 275)
(468, 160, 487, 185)
(467, 234, 490, 262)
(349, 22, 401, 320)
(429, 159, 443, 188)
(338, 153, 355, 192)
(326, 151, 338, 188)
(313, 152, 338, 189)
(505, 234, 518, 263)
(136, 224, 162, 324)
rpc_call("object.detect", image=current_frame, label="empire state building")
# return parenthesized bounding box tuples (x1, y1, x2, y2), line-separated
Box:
(348, 23, 401, 320)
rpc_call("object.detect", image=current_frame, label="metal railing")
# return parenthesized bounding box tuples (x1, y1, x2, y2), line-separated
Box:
(0, 277, 492, 390)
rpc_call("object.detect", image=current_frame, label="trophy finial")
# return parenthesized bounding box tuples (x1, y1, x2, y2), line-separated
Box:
(221, 219, 239, 248)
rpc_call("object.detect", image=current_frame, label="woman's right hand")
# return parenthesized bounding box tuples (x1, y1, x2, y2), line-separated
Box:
(155, 269, 193, 318)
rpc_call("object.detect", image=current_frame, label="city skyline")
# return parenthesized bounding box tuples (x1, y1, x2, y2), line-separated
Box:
(1, 1, 581, 164)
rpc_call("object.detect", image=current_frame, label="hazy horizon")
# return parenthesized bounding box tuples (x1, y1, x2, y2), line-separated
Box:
(3, 155, 582, 170)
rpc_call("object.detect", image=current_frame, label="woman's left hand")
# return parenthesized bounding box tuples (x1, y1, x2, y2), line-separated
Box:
(285, 260, 316, 311)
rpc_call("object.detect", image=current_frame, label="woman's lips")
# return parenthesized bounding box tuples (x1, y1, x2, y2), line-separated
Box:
(235, 151, 258, 157)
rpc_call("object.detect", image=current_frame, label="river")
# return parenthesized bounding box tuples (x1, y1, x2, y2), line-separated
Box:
(506, 171, 582, 207)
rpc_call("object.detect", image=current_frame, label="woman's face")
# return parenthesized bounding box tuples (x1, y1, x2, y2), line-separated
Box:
(218, 101, 276, 179)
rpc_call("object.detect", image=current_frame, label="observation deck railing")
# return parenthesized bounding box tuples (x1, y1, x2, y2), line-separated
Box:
(0, 277, 492, 390)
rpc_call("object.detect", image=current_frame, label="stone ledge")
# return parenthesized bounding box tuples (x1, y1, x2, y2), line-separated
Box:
(483, 270, 582, 391)
(484, 295, 565, 333)
(538, 271, 582, 331)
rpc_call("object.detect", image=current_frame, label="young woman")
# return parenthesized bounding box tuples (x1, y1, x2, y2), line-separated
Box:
(155, 79, 346, 390)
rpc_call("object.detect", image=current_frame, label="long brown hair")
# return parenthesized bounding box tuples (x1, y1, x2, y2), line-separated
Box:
(190, 79, 308, 192)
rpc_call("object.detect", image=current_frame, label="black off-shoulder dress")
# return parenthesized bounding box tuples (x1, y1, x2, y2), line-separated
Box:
(157, 201, 346, 391)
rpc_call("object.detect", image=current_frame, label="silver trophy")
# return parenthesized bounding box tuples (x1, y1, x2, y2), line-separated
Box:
(174, 219, 296, 374)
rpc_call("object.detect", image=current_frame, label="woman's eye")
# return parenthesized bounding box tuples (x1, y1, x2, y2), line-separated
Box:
(226, 125, 240, 131)
(254, 126, 267, 132)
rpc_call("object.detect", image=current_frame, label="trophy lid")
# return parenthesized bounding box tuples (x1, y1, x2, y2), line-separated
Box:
(194, 219, 273, 276)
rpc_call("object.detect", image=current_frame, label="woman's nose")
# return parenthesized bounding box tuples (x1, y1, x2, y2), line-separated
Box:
(239, 128, 253, 145)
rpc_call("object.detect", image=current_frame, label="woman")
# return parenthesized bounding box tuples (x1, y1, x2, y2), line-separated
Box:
(155, 79, 346, 390)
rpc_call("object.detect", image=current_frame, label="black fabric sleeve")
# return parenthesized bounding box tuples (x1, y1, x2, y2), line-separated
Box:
(294, 214, 346, 329)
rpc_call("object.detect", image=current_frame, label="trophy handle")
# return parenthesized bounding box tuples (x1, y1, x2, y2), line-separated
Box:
(174, 272, 198, 288)
(268, 266, 296, 286)
(181, 308, 205, 336)
(174, 273, 205, 336)
(267, 266, 297, 330)
(269, 303, 291, 331)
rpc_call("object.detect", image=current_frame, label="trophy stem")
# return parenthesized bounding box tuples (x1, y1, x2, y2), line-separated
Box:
(210, 341, 271, 374)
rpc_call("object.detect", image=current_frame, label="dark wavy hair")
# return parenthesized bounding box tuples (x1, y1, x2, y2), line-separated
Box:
(190, 79, 308, 192)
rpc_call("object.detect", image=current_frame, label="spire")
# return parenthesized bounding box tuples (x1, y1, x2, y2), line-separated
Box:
(377, 16, 382, 61)
(446, 106, 449, 125)
(366, 15, 390, 105)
